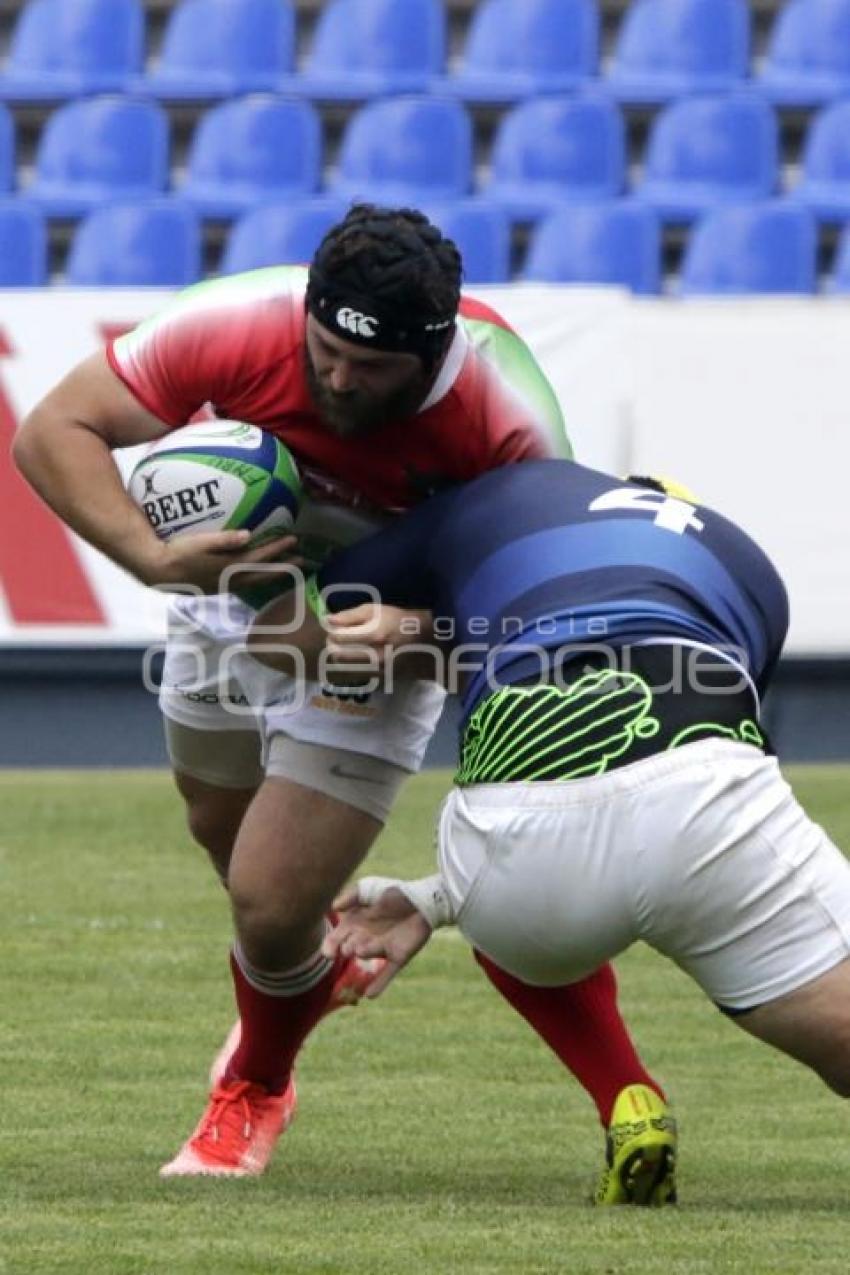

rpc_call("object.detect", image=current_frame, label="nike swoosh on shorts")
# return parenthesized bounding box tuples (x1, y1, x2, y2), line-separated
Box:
(329, 763, 388, 787)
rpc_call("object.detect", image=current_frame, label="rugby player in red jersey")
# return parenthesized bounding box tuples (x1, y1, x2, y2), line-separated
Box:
(13, 206, 669, 1197)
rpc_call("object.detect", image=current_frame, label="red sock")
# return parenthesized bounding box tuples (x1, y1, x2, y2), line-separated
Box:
(225, 948, 341, 1094)
(474, 950, 663, 1125)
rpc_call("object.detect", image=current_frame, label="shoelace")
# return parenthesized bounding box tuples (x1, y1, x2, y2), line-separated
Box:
(199, 1081, 263, 1144)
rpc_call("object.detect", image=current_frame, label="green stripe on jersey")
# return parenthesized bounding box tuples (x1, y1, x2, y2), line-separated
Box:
(460, 316, 573, 460)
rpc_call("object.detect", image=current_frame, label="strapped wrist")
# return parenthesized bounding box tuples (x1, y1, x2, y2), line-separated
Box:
(396, 874, 455, 930)
(356, 872, 455, 930)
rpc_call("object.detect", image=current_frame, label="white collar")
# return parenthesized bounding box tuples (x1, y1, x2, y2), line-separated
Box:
(417, 324, 469, 414)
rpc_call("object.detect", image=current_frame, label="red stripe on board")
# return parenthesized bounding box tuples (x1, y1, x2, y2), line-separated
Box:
(0, 330, 106, 625)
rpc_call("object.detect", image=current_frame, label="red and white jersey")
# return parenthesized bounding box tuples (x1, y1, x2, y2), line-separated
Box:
(110, 266, 571, 633)
(109, 266, 571, 517)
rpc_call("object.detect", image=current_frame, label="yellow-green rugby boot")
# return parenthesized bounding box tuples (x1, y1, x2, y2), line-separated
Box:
(594, 1084, 677, 1206)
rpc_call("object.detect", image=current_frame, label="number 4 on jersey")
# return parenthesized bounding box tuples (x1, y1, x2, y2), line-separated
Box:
(589, 486, 705, 535)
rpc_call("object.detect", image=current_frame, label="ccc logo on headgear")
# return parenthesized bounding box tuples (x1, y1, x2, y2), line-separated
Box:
(336, 307, 379, 338)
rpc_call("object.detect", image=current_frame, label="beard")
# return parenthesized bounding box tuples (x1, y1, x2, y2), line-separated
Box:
(303, 348, 430, 439)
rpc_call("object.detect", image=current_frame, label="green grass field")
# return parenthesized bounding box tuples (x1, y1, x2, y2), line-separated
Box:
(3, 767, 850, 1275)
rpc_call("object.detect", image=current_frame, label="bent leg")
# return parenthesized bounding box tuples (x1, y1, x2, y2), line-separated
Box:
(442, 784, 667, 1125)
(633, 750, 850, 1098)
(474, 952, 665, 1124)
(735, 958, 850, 1096)
(165, 718, 263, 883)
(228, 772, 383, 970)
(223, 737, 408, 1091)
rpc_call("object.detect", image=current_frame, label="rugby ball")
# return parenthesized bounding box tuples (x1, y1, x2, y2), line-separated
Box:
(128, 420, 302, 544)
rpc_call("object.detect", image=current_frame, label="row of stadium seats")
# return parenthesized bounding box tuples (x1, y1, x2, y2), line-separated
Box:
(3, 195, 850, 295)
(6, 91, 850, 224)
(3, 0, 850, 107)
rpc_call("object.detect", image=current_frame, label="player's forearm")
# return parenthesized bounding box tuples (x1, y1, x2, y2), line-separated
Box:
(13, 413, 166, 582)
(250, 596, 445, 684)
(248, 590, 327, 676)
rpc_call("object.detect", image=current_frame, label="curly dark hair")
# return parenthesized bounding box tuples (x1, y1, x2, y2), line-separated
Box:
(305, 201, 461, 367)
(310, 203, 463, 318)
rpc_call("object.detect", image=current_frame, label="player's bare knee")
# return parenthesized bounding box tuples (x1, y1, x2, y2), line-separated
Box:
(229, 890, 322, 969)
(185, 800, 225, 853)
(229, 878, 313, 938)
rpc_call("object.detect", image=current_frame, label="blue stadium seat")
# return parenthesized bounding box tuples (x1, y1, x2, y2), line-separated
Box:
(65, 199, 201, 285)
(791, 102, 850, 221)
(522, 201, 661, 294)
(0, 105, 14, 195)
(442, 0, 599, 102)
(179, 96, 321, 219)
(758, 0, 850, 106)
(636, 92, 778, 223)
(220, 199, 346, 274)
(826, 221, 850, 291)
(0, 0, 143, 102)
(607, 0, 750, 104)
(420, 201, 511, 283)
(291, 0, 445, 100)
(483, 94, 625, 221)
(25, 96, 169, 218)
(330, 97, 472, 206)
(141, 0, 295, 100)
(679, 202, 817, 294)
(0, 200, 47, 285)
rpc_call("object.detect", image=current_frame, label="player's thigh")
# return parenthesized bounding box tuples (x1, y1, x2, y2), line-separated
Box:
(166, 717, 265, 795)
(165, 718, 263, 878)
(224, 676, 440, 923)
(639, 747, 850, 1014)
(159, 615, 265, 833)
(734, 958, 850, 1094)
(227, 735, 411, 927)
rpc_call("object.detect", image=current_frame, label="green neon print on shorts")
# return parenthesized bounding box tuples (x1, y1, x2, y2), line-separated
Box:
(455, 674, 764, 785)
(456, 670, 661, 784)
(668, 718, 764, 750)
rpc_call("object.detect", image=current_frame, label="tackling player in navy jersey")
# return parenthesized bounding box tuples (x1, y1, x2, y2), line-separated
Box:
(308, 459, 787, 728)
(250, 462, 850, 1203)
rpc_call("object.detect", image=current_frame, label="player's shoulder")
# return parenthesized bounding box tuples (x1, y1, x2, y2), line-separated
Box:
(448, 296, 568, 459)
(168, 265, 308, 320)
(456, 290, 547, 383)
(117, 266, 307, 366)
(458, 292, 516, 337)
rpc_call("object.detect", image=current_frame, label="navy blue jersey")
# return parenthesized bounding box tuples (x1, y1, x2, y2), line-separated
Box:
(317, 460, 789, 724)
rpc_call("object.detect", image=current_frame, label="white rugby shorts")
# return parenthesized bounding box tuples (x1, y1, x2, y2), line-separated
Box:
(437, 740, 850, 1012)
(157, 605, 446, 777)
